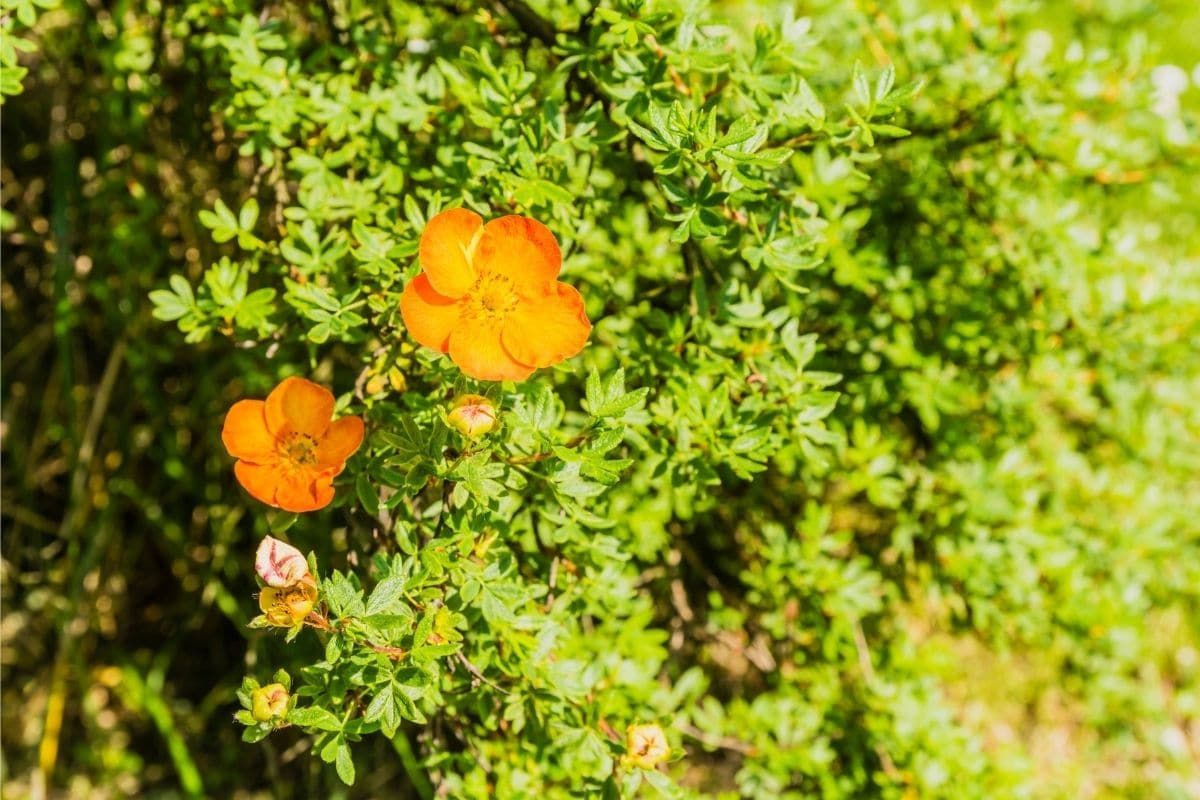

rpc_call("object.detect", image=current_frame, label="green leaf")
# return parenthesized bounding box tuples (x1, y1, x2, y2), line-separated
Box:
(149, 290, 190, 321)
(364, 683, 393, 723)
(412, 609, 435, 647)
(239, 198, 259, 230)
(287, 706, 342, 731)
(355, 472, 380, 516)
(242, 726, 271, 743)
(480, 589, 516, 626)
(409, 643, 460, 662)
(168, 274, 194, 303)
(875, 63, 896, 102)
(715, 116, 759, 148)
(459, 579, 480, 604)
(579, 456, 633, 485)
(366, 575, 406, 617)
(852, 60, 871, 109)
(642, 769, 676, 796)
(453, 454, 505, 499)
(628, 119, 670, 151)
(512, 383, 559, 432)
(392, 686, 420, 722)
(335, 740, 356, 785)
(322, 572, 365, 618)
(585, 368, 650, 419)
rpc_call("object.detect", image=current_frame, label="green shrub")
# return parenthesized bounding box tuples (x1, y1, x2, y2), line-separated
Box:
(3, 1, 1197, 798)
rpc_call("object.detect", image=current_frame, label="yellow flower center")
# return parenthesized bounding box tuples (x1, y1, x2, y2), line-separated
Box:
(282, 432, 318, 466)
(260, 581, 317, 627)
(466, 273, 518, 319)
(625, 724, 669, 769)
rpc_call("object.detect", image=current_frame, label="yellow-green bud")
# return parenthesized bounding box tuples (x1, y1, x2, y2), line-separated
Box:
(251, 683, 289, 722)
(447, 394, 498, 438)
(625, 723, 670, 769)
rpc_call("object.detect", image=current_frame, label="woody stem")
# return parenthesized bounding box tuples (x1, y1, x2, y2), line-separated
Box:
(304, 611, 334, 632)
(304, 611, 407, 661)
(506, 432, 591, 464)
(366, 643, 409, 661)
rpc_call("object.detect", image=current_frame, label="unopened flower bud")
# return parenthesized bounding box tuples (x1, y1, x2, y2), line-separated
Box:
(625, 723, 670, 770)
(259, 578, 318, 627)
(364, 373, 389, 396)
(447, 394, 497, 438)
(251, 683, 290, 722)
(255, 536, 311, 588)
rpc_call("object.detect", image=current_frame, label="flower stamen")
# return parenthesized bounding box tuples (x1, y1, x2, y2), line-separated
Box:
(282, 432, 318, 466)
(466, 274, 518, 319)
(259, 580, 317, 627)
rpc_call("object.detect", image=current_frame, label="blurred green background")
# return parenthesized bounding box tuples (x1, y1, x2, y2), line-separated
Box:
(2, 0, 1199, 798)
(2, 3, 286, 795)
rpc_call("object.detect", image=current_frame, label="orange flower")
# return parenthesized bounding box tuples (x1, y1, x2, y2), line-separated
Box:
(400, 208, 591, 381)
(221, 377, 364, 512)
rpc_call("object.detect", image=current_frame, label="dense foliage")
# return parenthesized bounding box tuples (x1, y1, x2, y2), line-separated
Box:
(2, 1, 1198, 798)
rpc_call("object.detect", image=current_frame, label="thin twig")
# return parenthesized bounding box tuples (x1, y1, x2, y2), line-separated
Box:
(544, 557, 559, 611)
(39, 338, 127, 795)
(851, 622, 901, 776)
(646, 34, 691, 96)
(678, 722, 757, 755)
(368, 643, 409, 660)
(455, 652, 510, 694)
(505, 432, 589, 464)
(60, 338, 127, 540)
(304, 611, 408, 661)
(598, 718, 622, 742)
(494, 0, 557, 46)
(853, 620, 877, 685)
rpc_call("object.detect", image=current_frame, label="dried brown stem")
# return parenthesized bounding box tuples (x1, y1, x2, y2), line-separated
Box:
(304, 612, 408, 661)
(677, 722, 757, 755)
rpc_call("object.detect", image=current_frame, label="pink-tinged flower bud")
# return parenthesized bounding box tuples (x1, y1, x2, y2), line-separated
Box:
(447, 394, 498, 438)
(255, 536, 310, 588)
(251, 683, 290, 722)
(625, 723, 670, 770)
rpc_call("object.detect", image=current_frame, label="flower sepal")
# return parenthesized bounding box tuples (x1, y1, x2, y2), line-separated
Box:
(265, 509, 300, 533)
(246, 610, 312, 644)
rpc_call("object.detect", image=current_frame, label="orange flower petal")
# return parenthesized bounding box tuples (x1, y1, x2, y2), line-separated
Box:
(222, 400, 278, 463)
(265, 377, 334, 438)
(501, 282, 591, 368)
(316, 416, 365, 469)
(475, 216, 561, 291)
(234, 460, 283, 507)
(449, 317, 535, 382)
(420, 207, 482, 298)
(235, 461, 336, 512)
(400, 273, 462, 353)
(274, 469, 336, 513)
